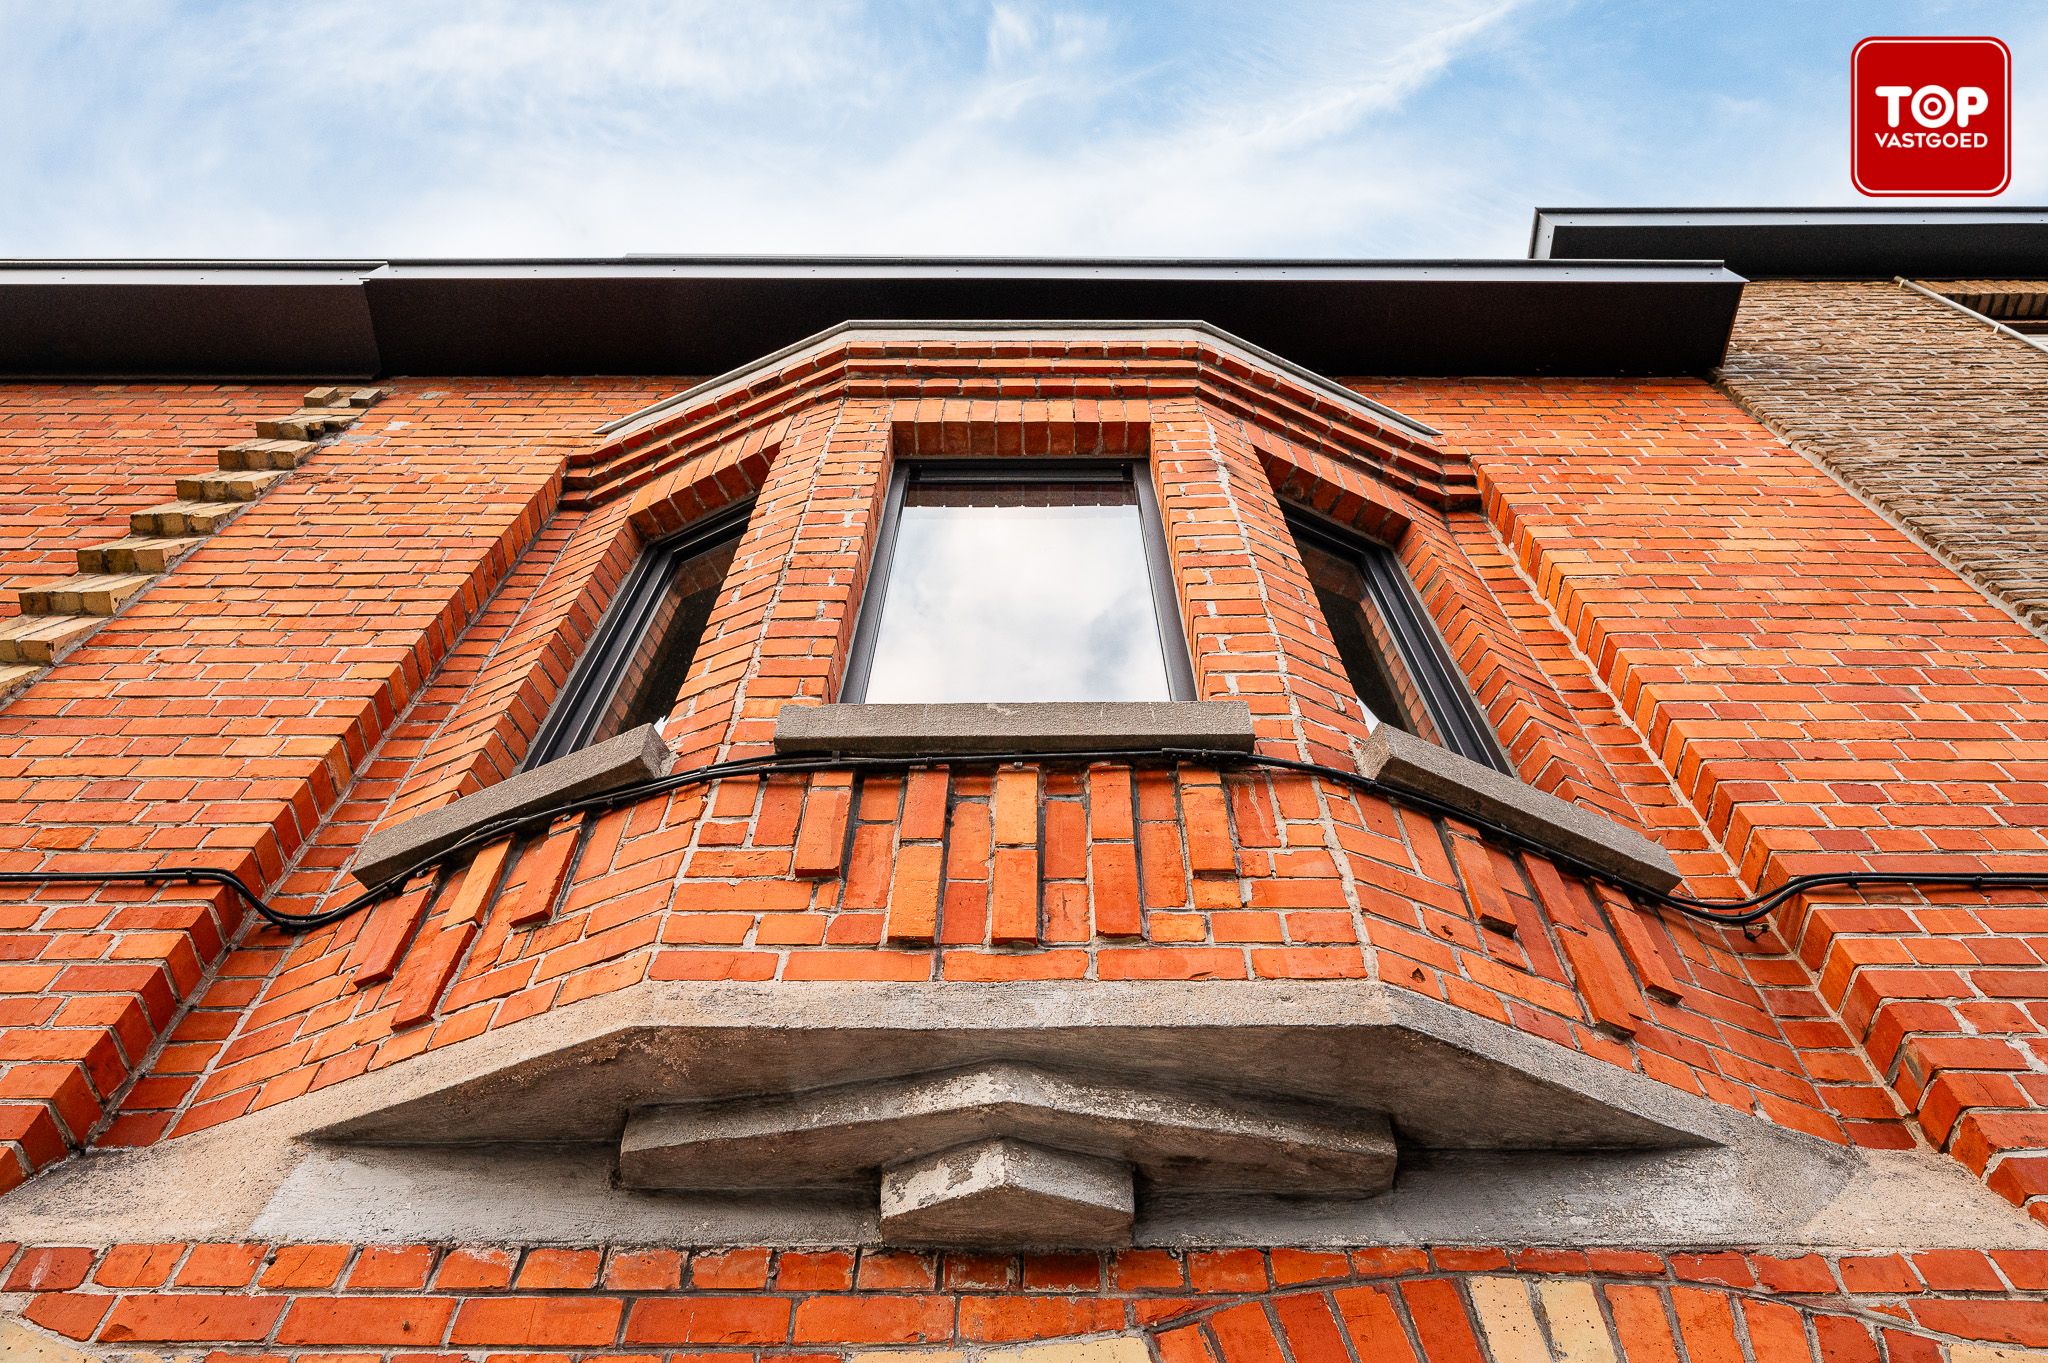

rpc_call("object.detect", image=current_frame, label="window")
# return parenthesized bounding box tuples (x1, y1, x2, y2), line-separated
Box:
(524, 500, 751, 768)
(1285, 509, 1509, 772)
(843, 461, 1194, 704)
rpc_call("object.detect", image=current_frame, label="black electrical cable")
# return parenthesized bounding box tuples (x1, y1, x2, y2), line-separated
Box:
(7, 745, 2048, 937)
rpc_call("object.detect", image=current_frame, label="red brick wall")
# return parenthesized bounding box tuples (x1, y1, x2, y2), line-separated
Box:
(49, 356, 1897, 1180)
(3, 350, 2048, 1359)
(0, 383, 302, 616)
(0, 377, 682, 1175)
(1719, 279, 2048, 630)
(1375, 375, 2048, 1223)
(10, 1241, 2048, 1360)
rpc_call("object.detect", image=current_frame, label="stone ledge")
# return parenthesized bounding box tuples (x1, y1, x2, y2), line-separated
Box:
(310, 979, 1718, 1152)
(351, 723, 671, 886)
(5, 980, 2036, 1251)
(1356, 724, 1682, 892)
(773, 700, 1257, 757)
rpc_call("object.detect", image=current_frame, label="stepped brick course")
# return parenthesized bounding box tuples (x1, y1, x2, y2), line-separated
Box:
(0, 383, 391, 699)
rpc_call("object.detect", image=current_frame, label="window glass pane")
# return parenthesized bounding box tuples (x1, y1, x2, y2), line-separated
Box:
(585, 531, 741, 745)
(1297, 535, 1448, 747)
(860, 477, 1173, 704)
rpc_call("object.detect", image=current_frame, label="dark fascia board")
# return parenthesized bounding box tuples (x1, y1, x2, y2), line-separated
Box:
(1532, 207, 2048, 279)
(0, 262, 384, 380)
(0, 256, 1742, 379)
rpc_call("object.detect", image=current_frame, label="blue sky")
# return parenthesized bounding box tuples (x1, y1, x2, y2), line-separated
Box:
(2, 1, 2041, 259)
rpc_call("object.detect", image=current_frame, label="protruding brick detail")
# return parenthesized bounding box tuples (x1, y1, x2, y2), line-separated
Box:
(74, 535, 208, 575)
(0, 385, 391, 690)
(7, 333, 2048, 1264)
(15, 572, 153, 617)
(0, 614, 100, 666)
(1377, 371, 2048, 1215)
(0, 376, 688, 1189)
(216, 438, 317, 471)
(1712, 286, 2048, 1220)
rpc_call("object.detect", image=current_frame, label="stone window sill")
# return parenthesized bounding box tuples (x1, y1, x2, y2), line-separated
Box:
(351, 724, 672, 886)
(772, 700, 1259, 758)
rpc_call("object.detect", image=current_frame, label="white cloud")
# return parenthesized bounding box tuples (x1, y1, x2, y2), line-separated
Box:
(0, 1, 2042, 259)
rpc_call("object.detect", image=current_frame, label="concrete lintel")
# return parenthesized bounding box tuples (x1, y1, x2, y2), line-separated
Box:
(620, 1060, 1397, 1193)
(1357, 725, 1682, 890)
(305, 978, 1718, 1153)
(350, 723, 672, 885)
(774, 700, 1258, 758)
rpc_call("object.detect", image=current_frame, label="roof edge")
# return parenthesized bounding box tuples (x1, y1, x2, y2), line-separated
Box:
(0, 254, 1746, 379)
(1532, 207, 2048, 279)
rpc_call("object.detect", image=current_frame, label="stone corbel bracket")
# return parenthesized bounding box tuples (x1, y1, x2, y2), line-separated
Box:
(621, 1060, 1398, 1248)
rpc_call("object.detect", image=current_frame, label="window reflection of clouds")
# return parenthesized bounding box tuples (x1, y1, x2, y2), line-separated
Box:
(862, 502, 1171, 704)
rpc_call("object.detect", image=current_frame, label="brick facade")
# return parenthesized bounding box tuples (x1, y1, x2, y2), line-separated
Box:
(3, 320, 2048, 1358)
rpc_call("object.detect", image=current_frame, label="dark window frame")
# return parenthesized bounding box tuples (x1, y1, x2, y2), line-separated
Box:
(1284, 507, 1511, 773)
(841, 459, 1197, 704)
(522, 498, 755, 770)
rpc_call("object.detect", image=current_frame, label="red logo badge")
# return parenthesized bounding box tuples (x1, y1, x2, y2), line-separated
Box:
(1853, 37, 2011, 196)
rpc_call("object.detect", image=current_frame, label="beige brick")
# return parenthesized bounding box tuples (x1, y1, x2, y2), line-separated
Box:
(982, 1342, 1150, 1363)
(0, 613, 100, 664)
(77, 535, 208, 575)
(17, 572, 154, 616)
(304, 383, 388, 408)
(0, 661, 40, 699)
(0, 1315, 117, 1363)
(1537, 1280, 1618, 1363)
(131, 499, 246, 536)
(253, 407, 359, 439)
(175, 469, 287, 502)
(1469, 1277, 1552, 1363)
(217, 437, 316, 470)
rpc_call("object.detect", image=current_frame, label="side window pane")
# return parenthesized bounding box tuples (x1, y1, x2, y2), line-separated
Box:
(525, 506, 748, 768)
(859, 474, 1174, 704)
(1287, 511, 1508, 772)
(584, 531, 741, 746)
(1298, 536, 1441, 746)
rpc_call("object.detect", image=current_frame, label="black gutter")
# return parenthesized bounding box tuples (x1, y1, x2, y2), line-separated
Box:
(1531, 207, 2048, 279)
(0, 256, 1743, 380)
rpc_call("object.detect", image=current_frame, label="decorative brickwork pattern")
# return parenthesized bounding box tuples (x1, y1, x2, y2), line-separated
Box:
(60, 351, 1902, 1191)
(1377, 374, 2048, 1220)
(0, 377, 683, 1192)
(0, 386, 391, 700)
(7, 339, 2048, 1356)
(1718, 279, 2048, 629)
